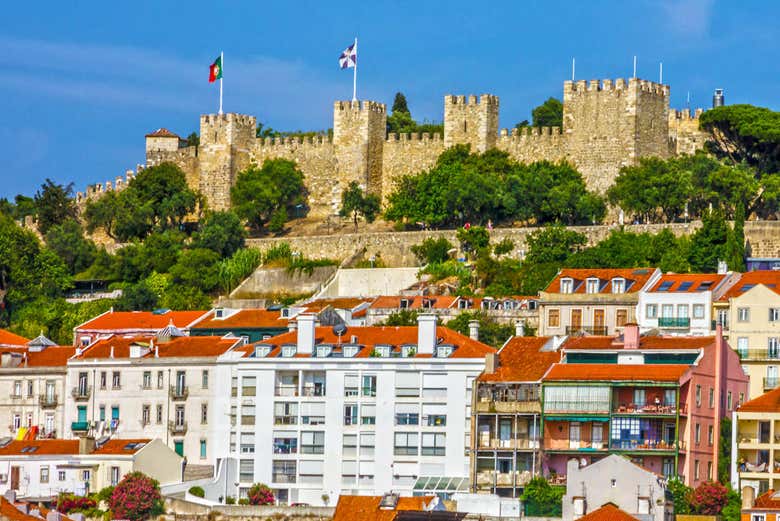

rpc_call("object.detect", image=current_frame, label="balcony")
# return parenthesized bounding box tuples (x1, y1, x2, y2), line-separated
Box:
(169, 385, 189, 400)
(475, 470, 535, 488)
(476, 438, 541, 450)
(274, 386, 298, 397)
(566, 326, 608, 335)
(9, 391, 22, 400)
(739, 349, 780, 361)
(658, 317, 690, 329)
(272, 473, 296, 484)
(168, 421, 188, 435)
(613, 402, 682, 416)
(39, 395, 58, 408)
(71, 386, 91, 401)
(274, 415, 297, 425)
(764, 377, 780, 391)
(71, 421, 89, 432)
(610, 439, 678, 451)
(475, 399, 541, 414)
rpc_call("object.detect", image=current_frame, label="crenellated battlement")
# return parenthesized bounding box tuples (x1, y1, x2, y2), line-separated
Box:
(499, 126, 562, 139)
(669, 107, 704, 121)
(564, 78, 669, 97)
(75, 167, 143, 205)
(444, 94, 499, 107)
(257, 135, 332, 147)
(200, 113, 256, 126)
(333, 100, 387, 114)
(385, 132, 443, 143)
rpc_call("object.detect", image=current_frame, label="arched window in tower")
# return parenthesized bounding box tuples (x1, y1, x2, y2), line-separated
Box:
(463, 120, 467, 133)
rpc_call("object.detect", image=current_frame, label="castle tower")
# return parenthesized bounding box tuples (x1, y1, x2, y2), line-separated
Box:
(443, 94, 499, 153)
(145, 128, 182, 166)
(562, 78, 670, 193)
(198, 113, 257, 211)
(332, 100, 387, 198)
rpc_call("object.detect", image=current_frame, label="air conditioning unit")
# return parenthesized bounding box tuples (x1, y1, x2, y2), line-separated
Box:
(0, 474, 8, 483)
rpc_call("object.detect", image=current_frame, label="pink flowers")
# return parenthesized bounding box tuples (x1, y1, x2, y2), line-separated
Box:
(109, 472, 162, 521)
(247, 484, 275, 506)
(57, 494, 96, 514)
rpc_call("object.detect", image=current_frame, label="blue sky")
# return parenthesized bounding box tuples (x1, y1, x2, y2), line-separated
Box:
(1, 0, 778, 199)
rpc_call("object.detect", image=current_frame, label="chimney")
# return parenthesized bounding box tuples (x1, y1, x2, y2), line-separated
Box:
(742, 485, 756, 509)
(417, 314, 438, 355)
(717, 260, 728, 274)
(4, 490, 16, 503)
(296, 313, 316, 355)
(154, 344, 159, 358)
(109, 345, 114, 358)
(515, 320, 526, 337)
(469, 320, 480, 341)
(288, 320, 297, 333)
(78, 436, 96, 455)
(623, 323, 640, 349)
(46, 511, 62, 521)
(485, 352, 498, 374)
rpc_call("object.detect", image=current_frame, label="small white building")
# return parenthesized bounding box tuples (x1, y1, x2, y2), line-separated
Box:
(0, 437, 182, 500)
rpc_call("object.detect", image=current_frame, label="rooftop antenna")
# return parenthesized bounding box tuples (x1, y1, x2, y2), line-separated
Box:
(659, 62, 663, 84)
(571, 58, 575, 81)
(633, 56, 637, 79)
(687, 91, 691, 112)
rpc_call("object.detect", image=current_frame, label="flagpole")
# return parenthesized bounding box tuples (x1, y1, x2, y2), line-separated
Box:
(219, 51, 224, 114)
(352, 37, 358, 101)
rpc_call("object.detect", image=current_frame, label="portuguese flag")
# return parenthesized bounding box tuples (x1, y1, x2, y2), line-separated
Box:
(209, 55, 223, 83)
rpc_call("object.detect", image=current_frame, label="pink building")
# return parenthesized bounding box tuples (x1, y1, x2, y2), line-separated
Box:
(540, 324, 748, 487)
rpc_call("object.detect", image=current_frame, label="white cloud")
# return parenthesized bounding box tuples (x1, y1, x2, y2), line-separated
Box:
(659, 0, 714, 39)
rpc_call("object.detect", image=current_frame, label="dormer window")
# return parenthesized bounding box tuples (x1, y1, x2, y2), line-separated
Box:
(215, 308, 225, 319)
(254, 345, 271, 358)
(399, 299, 410, 309)
(560, 278, 574, 294)
(422, 298, 433, 309)
(435, 345, 454, 358)
(481, 300, 490, 310)
(458, 299, 471, 310)
(612, 278, 626, 294)
(281, 345, 296, 358)
(281, 308, 291, 318)
(343, 345, 359, 358)
(374, 345, 391, 357)
(315, 345, 332, 358)
(401, 344, 417, 358)
(586, 278, 600, 294)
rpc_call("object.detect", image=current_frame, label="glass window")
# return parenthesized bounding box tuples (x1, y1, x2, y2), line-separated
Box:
(738, 307, 750, 322)
(560, 279, 573, 294)
(547, 309, 560, 328)
(709, 388, 714, 408)
(345, 375, 359, 397)
(708, 425, 714, 445)
(646, 304, 657, 319)
(112, 372, 121, 389)
(728, 391, 733, 410)
(100, 372, 107, 389)
(677, 304, 689, 318)
(142, 371, 152, 389)
(695, 423, 701, 444)
(361, 404, 376, 425)
(612, 278, 625, 294)
(586, 278, 600, 294)
(239, 459, 254, 482)
(201, 403, 208, 424)
(421, 433, 446, 456)
(58, 471, 66, 481)
(242, 376, 256, 397)
(394, 432, 418, 455)
(202, 370, 209, 389)
(693, 304, 705, 319)
(200, 440, 207, 459)
(343, 434, 357, 457)
(616, 309, 628, 327)
(362, 375, 377, 397)
(301, 431, 325, 454)
(344, 404, 358, 425)
(695, 385, 701, 406)
(360, 433, 376, 458)
(771, 309, 780, 322)
(156, 405, 163, 424)
(157, 371, 164, 389)
(40, 466, 49, 483)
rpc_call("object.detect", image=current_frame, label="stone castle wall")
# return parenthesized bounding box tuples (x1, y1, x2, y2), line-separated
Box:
(381, 132, 445, 200)
(496, 126, 566, 164)
(669, 108, 708, 155)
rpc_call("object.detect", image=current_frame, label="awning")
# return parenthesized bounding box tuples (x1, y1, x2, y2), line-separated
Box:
(544, 415, 610, 422)
(413, 476, 469, 492)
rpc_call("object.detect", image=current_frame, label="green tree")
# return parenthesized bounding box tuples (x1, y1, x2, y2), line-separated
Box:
(456, 226, 490, 260)
(725, 205, 746, 272)
(12, 195, 36, 220)
(517, 226, 586, 295)
(185, 132, 199, 147)
(410, 237, 454, 265)
(380, 309, 419, 326)
(34, 179, 78, 234)
(531, 97, 563, 128)
(392, 92, 409, 114)
(608, 157, 693, 222)
(688, 210, 730, 272)
(719, 416, 733, 483)
(521, 477, 564, 516)
(667, 478, 692, 515)
(339, 181, 381, 232)
(446, 311, 513, 348)
(44, 221, 98, 275)
(699, 104, 780, 175)
(160, 285, 212, 310)
(231, 159, 307, 233)
(169, 248, 221, 293)
(114, 282, 159, 311)
(192, 211, 246, 257)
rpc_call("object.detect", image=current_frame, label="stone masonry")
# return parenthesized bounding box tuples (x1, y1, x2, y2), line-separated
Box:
(132, 76, 709, 216)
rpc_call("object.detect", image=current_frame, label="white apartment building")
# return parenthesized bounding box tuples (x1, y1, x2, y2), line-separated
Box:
(63, 331, 242, 465)
(637, 273, 738, 335)
(0, 438, 181, 499)
(227, 313, 494, 506)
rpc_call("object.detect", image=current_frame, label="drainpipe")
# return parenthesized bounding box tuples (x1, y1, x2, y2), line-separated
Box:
(713, 325, 725, 480)
(166, 369, 171, 445)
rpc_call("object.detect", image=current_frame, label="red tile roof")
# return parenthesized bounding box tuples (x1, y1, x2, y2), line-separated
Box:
(370, 296, 457, 310)
(145, 128, 180, 138)
(0, 439, 150, 456)
(333, 495, 435, 521)
(562, 335, 714, 350)
(303, 298, 373, 312)
(0, 329, 28, 347)
(0, 496, 65, 521)
(544, 268, 656, 294)
(649, 273, 726, 292)
(75, 335, 239, 359)
(193, 309, 289, 329)
(577, 504, 640, 521)
(543, 363, 690, 382)
(719, 271, 780, 301)
(254, 326, 495, 359)
(754, 490, 780, 509)
(77, 310, 208, 332)
(478, 337, 560, 382)
(739, 387, 780, 413)
(26, 347, 77, 367)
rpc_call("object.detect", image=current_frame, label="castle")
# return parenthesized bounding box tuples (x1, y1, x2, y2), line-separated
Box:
(78, 77, 708, 217)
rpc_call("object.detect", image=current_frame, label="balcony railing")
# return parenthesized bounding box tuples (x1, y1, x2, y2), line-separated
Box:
(301, 386, 326, 397)
(169, 385, 189, 400)
(613, 402, 681, 415)
(740, 349, 780, 361)
(274, 415, 297, 425)
(71, 421, 89, 432)
(168, 421, 188, 434)
(476, 438, 541, 450)
(475, 399, 541, 414)
(566, 326, 608, 335)
(9, 391, 22, 399)
(71, 386, 91, 401)
(272, 473, 296, 484)
(39, 395, 58, 408)
(610, 439, 678, 451)
(658, 317, 691, 328)
(764, 377, 780, 391)
(274, 386, 299, 397)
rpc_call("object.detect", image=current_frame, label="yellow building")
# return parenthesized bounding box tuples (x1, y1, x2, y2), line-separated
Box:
(733, 386, 780, 495)
(716, 272, 780, 399)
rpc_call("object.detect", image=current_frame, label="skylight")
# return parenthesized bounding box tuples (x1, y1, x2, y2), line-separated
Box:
(697, 281, 713, 291)
(741, 284, 756, 292)
(657, 281, 674, 292)
(678, 281, 693, 291)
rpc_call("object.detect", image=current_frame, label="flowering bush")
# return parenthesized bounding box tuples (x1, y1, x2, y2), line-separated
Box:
(109, 472, 163, 521)
(57, 494, 97, 513)
(247, 483, 275, 506)
(689, 480, 729, 515)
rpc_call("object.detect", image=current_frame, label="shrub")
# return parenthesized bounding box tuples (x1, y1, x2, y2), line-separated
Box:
(57, 494, 97, 514)
(225, 496, 236, 505)
(188, 486, 205, 498)
(109, 471, 163, 521)
(689, 480, 729, 515)
(248, 483, 275, 506)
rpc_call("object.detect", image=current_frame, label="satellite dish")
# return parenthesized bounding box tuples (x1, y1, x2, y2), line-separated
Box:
(332, 324, 348, 337)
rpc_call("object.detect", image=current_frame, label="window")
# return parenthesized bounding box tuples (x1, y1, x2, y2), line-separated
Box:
(12, 380, 21, 397)
(27, 381, 33, 397)
(422, 433, 446, 456)
(693, 304, 705, 319)
(362, 375, 377, 397)
(202, 370, 209, 389)
(707, 461, 713, 480)
(241, 433, 256, 454)
(274, 402, 297, 425)
(423, 373, 447, 399)
(771, 308, 780, 322)
(694, 460, 700, 480)
(738, 307, 750, 322)
(374, 345, 390, 357)
(612, 278, 625, 293)
(100, 371, 107, 389)
(111, 406, 120, 421)
(344, 375, 359, 397)
(740, 393, 745, 407)
(40, 466, 49, 483)
(753, 514, 767, 521)
(695, 423, 701, 445)
(82, 470, 91, 481)
(423, 404, 447, 426)
(395, 404, 419, 425)
(586, 278, 600, 294)
(395, 372, 419, 398)
(360, 433, 376, 458)
(695, 385, 701, 407)
(343, 345, 359, 358)
(12, 414, 20, 430)
(231, 377, 238, 397)
(156, 404, 163, 424)
(361, 404, 376, 425)
(199, 440, 207, 459)
(272, 460, 296, 484)
(646, 304, 657, 319)
(344, 404, 358, 425)
(771, 338, 780, 358)
(242, 376, 256, 396)
(112, 372, 121, 389)
(616, 309, 628, 327)
(547, 309, 560, 328)
(58, 471, 66, 482)
(301, 402, 325, 425)
(157, 371, 164, 389)
(142, 405, 150, 425)
(661, 304, 674, 318)
(174, 405, 185, 427)
(201, 403, 208, 424)
(241, 404, 255, 425)
(737, 337, 749, 357)
(299, 460, 324, 485)
(301, 431, 325, 454)
(657, 281, 674, 292)
(560, 278, 574, 294)
(394, 432, 419, 455)
(343, 434, 357, 457)
(728, 391, 733, 410)
(281, 345, 296, 357)
(99, 405, 106, 422)
(708, 425, 714, 445)
(142, 371, 151, 389)
(709, 388, 714, 408)
(239, 459, 254, 482)
(677, 304, 689, 318)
